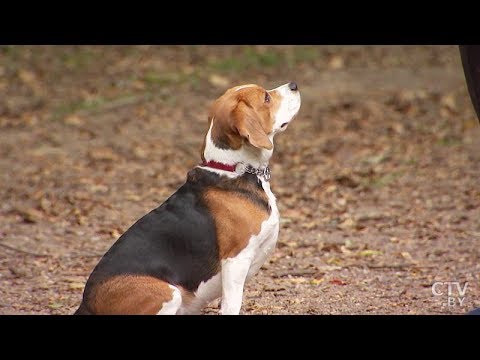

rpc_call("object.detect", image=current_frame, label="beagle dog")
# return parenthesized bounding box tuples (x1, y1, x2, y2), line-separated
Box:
(74, 82, 301, 315)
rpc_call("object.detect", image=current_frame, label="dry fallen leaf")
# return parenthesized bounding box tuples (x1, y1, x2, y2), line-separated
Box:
(310, 279, 324, 285)
(13, 206, 44, 223)
(88, 147, 119, 161)
(326, 257, 343, 265)
(69, 283, 85, 290)
(133, 146, 148, 159)
(64, 114, 85, 126)
(208, 74, 229, 88)
(18, 69, 37, 85)
(63, 277, 86, 283)
(48, 303, 63, 309)
(328, 55, 344, 70)
(110, 229, 121, 239)
(359, 249, 383, 257)
(329, 279, 347, 286)
(125, 193, 142, 201)
(338, 217, 357, 230)
(440, 94, 456, 111)
(401, 251, 414, 262)
(302, 221, 317, 230)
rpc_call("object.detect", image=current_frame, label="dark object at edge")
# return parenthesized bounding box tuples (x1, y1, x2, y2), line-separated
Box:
(467, 307, 480, 315)
(459, 45, 480, 122)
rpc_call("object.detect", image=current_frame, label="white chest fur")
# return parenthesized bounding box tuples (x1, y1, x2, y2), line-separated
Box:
(218, 178, 279, 314)
(243, 179, 280, 279)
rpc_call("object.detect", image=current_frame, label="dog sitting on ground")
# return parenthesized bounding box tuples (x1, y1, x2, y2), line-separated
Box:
(74, 82, 301, 315)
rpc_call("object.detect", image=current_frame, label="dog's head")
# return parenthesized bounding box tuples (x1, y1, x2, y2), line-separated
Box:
(202, 82, 301, 165)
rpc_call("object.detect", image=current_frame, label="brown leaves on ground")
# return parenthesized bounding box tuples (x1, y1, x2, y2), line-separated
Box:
(1, 45, 479, 314)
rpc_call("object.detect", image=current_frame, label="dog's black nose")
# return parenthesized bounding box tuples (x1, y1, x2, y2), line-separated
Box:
(288, 82, 298, 91)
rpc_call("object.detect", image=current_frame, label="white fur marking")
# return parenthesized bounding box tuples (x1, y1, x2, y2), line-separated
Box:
(177, 273, 222, 315)
(219, 178, 279, 315)
(157, 285, 182, 315)
(271, 83, 301, 133)
(234, 84, 256, 92)
(246, 180, 279, 278)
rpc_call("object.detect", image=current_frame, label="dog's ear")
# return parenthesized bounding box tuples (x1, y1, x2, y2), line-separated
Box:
(233, 101, 273, 150)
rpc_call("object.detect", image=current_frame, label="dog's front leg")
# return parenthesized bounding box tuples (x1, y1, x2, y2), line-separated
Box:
(220, 256, 252, 315)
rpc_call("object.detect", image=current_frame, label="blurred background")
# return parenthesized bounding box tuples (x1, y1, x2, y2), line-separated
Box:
(0, 45, 479, 314)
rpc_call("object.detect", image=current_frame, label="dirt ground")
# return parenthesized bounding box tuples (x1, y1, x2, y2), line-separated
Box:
(1, 45, 479, 315)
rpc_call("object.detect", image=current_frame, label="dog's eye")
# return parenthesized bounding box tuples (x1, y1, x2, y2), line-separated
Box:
(265, 92, 271, 103)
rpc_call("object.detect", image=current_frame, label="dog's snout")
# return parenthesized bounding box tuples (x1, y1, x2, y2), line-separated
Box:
(288, 82, 298, 91)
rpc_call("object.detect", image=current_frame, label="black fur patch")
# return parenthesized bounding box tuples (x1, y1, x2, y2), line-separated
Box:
(211, 134, 232, 150)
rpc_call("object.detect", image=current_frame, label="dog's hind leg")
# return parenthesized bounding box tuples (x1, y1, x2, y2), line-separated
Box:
(80, 275, 183, 315)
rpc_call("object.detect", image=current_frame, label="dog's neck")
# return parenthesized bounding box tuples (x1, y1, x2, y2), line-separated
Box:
(202, 120, 274, 169)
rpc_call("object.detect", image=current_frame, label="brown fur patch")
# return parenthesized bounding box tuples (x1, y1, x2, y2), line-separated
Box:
(203, 186, 270, 259)
(87, 275, 175, 315)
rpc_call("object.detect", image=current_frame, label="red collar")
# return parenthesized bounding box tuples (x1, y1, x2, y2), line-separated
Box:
(200, 160, 237, 172)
